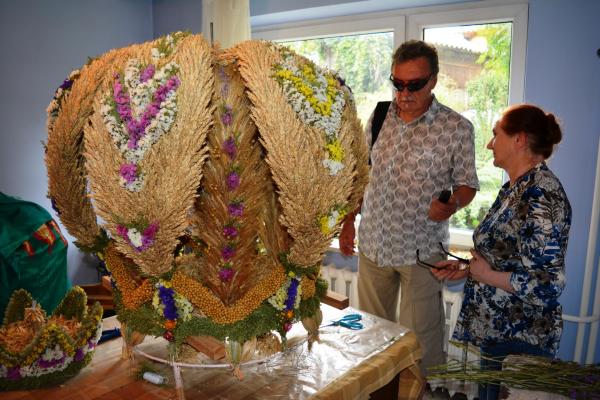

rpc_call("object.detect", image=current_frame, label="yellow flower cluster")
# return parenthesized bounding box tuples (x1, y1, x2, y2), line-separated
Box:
(318, 206, 348, 236)
(325, 139, 344, 162)
(172, 265, 287, 324)
(21, 325, 74, 367)
(103, 244, 153, 309)
(274, 65, 338, 117)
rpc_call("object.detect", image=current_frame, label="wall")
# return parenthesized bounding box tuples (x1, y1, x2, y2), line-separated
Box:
(0, 0, 153, 284)
(526, 0, 600, 362)
(152, 0, 202, 38)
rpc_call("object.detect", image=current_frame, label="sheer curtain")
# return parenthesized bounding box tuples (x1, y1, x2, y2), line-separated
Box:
(202, 0, 250, 48)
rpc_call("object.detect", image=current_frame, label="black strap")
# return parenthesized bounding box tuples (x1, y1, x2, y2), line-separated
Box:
(369, 101, 391, 165)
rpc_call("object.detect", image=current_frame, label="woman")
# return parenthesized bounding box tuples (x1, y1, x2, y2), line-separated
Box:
(431, 104, 572, 400)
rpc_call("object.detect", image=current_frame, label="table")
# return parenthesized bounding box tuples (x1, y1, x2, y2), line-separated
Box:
(3, 305, 423, 400)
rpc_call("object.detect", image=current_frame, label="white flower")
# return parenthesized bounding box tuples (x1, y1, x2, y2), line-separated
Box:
(322, 158, 344, 176)
(127, 228, 143, 247)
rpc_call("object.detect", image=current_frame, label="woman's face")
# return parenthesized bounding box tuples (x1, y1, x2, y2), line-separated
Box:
(487, 119, 516, 169)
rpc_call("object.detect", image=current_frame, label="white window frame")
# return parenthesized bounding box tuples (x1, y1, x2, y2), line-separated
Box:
(252, 1, 529, 250)
(252, 12, 405, 46)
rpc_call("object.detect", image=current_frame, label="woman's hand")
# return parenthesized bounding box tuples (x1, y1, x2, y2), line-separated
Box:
(468, 249, 493, 283)
(430, 260, 469, 281)
(469, 249, 515, 293)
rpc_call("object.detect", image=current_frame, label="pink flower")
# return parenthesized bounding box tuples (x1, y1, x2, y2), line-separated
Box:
(120, 163, 138, 184)
(221, 245, 235, 261)
(218, 267, 235, 282)
(226, 172, 240, 191)
(221, 105, 233, 126)
(116, 224, 128, 237)
(222, 137, 237, 159)
(140, 64, 155, 83)
(223, 226, 238, 239)
(227, 202, 244, 217)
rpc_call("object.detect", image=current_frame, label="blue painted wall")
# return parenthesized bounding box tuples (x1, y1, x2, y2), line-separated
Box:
(526, 0, 600, 363)
(0, 0, 153, 284)
(152, 0, 202, 38)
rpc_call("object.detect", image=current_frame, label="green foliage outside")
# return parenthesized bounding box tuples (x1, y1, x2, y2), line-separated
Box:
(283, 24, 512, 230)
(432, 23, 511, 229)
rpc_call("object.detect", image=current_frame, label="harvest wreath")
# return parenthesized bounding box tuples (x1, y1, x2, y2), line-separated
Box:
(0, 287, 103, 390)
(44, 33, 368, 370)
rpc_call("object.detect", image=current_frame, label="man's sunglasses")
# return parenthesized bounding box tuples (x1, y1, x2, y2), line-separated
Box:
(416, 243, 470, 270)
(389, 74, 432, 93)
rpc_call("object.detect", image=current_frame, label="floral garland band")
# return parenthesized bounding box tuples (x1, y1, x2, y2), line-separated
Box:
(46, 69, 80, 133)
(273, 47, 346, 176)
(152, 279, 193, 341)
(115, 219, 159, 252)
(101, 58, 181, 192)
(0, 288, 103, 389)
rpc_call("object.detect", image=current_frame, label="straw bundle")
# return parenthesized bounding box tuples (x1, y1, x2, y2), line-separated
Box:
(45, 47, 131, 250)
(227, 41, 365, 267)
(187, 57, 284, 305)
(84, 35, 213, 276)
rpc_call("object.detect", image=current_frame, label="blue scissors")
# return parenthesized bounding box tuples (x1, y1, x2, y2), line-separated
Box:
(325, 313, 363, 330)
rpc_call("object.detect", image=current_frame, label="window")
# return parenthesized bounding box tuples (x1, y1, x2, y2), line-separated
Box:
(423, 23, 511, 231)
(408, 3, 527, 246)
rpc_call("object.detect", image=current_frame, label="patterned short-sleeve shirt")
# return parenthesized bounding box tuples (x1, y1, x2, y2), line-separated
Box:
(358, 97, 479, 267)
(453, 162, 572, 355)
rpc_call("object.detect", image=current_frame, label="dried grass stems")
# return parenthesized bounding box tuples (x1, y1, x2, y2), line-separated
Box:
(85, 37, 213, 276)
(45, 48, 127, 249)
(228, 41, 361, 267)
(429, 354, 600, 396)
(343, 99, 369, 213)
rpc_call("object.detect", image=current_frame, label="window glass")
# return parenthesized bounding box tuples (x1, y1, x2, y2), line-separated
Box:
(424, 23, 512, 230)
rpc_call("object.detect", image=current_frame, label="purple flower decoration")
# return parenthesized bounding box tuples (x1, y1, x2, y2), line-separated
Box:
(222, 137, 237, 159)
(285, 279, 300, 310)
(140, 64, 156, 83)
(223, 226, 238, 240)
(221, 245, 236, 261)
(116, 224, 128, 237)
(60, 79, 74, 90)
(226, 171, 240, 191)
(6, 366, 21, 380)
(221, 105, 233, 126)
(120, 163, 138, 184)
(141, 222, 159, 248)
(38, 356, 66, 369)
(219, 67, 230, 98)
(74, 347, 85, 362)
(112, 73, 180, 150)
(158, 285, 178, 320)
(218, 267, 235, 282)
(228, 202, 244, 217)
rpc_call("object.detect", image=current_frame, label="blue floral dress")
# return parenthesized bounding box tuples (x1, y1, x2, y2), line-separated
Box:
(453, 162, 571, 355)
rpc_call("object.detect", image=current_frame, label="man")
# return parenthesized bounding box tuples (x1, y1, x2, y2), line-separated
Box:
(339, 40, 479, 374)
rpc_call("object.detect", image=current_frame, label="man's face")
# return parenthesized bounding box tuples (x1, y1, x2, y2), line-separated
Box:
(391, 57, 437, 116)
